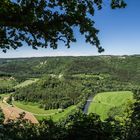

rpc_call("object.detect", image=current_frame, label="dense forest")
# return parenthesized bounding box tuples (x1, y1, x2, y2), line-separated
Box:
(0, 55, 140, 83)
(14, 76, 86, 109)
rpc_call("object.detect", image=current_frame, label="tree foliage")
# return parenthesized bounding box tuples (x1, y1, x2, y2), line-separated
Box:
(14, 76, 87, 109)
(0, 0, 126, 52)
(0, 55, 139, 84)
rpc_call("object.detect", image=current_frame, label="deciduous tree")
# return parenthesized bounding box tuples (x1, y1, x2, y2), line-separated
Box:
(0, 0, 126, 52)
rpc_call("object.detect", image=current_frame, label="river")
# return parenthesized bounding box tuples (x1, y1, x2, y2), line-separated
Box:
(83, 95, 93, 114)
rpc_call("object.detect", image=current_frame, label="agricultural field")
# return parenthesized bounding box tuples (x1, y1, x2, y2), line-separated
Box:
(49, 105, 77, 122)
(14, 78, 39, 88)
(88, 91, 134, 120)
(72, 74, 110, 79)
(13, 101, 58, 115)
(13, 101, 77, 121)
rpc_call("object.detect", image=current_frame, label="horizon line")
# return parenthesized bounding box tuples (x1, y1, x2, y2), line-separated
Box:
(0, 54, 140, 59)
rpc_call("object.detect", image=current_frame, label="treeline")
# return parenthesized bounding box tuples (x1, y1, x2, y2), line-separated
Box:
(65, 74, 137, 93)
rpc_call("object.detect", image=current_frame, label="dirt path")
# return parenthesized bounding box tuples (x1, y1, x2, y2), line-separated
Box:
(0, 97, 38, 124)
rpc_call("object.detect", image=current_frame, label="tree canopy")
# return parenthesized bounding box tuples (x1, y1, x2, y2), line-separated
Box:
(0, 0, 126, 53)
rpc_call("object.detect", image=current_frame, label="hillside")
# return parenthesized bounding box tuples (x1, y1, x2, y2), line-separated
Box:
(0, 55, 140, 84)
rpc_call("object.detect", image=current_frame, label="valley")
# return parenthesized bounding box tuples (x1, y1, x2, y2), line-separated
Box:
(0, 55, 140, 139)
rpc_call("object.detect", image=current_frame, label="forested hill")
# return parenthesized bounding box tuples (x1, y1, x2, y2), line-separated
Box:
(0, 55, 140, 84)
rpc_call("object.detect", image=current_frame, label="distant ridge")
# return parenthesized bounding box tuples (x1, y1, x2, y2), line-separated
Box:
(0, 54, 140, 59)
(0, 55, 139, 84)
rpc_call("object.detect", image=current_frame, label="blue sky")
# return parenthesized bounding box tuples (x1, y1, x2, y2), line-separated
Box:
(0, 0, 140, 58)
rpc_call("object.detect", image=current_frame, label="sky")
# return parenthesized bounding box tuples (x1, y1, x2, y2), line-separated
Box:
(0, 0, 140, 58)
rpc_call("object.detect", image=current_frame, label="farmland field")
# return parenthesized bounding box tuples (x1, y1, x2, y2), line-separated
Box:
(15, 78, 39, 88)
(88, 91, 134, 120)
(50, 105, 76, 122)
(13, 101, 77, 121)
(13, 101, 58, 115)
(35, 105, 76, 121)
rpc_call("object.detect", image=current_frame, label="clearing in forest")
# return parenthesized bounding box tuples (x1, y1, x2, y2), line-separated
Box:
(13, 101, 77, 121)
(88, 91, 134, 120)
(15, 78, 39, 88)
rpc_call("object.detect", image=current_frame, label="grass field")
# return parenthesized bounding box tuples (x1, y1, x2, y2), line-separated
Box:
(50, 105, 76, 122)
(13, 101, 58, 114)
(35, 105, 76, 121)
(73, 74, 110, 79)
(0, 93, 11, 98)
(88, 91, 133, 120)
(13, 101, 76, 121)
(15, 78, 39, 88)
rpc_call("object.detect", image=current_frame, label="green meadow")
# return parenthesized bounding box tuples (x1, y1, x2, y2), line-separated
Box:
(88, 91, 134, 120)
(15, 78, 39, 88)
(13, 101, 76, 122)
(13, 101, 58, 114)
